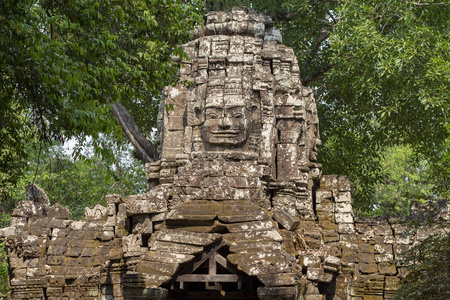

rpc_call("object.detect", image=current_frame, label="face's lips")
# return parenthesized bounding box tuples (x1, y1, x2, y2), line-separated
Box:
(210, 131, 240, 135)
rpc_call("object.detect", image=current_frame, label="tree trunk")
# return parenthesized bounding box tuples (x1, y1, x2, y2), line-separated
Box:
(110, 102, 156, 163)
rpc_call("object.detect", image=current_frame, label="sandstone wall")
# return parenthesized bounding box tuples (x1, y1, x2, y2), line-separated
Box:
(2, 180, 447, 300)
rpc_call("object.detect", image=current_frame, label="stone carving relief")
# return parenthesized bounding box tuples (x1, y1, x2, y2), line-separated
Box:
(1, 7, 448, 300)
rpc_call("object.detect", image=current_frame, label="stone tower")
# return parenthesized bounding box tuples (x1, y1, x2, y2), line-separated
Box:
(1, 7, 448, 300)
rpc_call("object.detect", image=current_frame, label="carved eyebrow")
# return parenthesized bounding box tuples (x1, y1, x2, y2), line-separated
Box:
(224, 105, 246, 109)
(204, 105, 224, 109)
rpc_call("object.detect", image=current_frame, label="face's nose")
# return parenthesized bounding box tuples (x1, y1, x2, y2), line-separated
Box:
(218, 116, 232, 129)
(314, 138, 322, 150)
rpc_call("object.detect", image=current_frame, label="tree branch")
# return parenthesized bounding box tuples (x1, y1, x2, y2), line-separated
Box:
(110, 102, 156, 163)
(301, 64, 334, 86)
(274, 11, 298, 22)
(301, 29, 330, 72)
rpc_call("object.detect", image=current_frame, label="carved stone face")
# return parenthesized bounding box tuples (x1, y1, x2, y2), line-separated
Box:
(202, 99, 250, 147)
(308, 116, 321, 162)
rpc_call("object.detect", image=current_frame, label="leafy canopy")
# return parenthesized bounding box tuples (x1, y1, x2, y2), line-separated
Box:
(203, 0, 450, 212)
(394, 219, 450, 299)
(0, 0, 203, 187)
(0, 140, 146, 221)
(368, 145, 435, 216)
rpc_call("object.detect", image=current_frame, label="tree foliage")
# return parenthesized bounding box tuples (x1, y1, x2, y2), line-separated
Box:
(1, 140, 146, 221)
(0, 0, 202, 187)
(0, 140, 146, 296)
(0, 222, 8, 297)
(366, 145, 434, 216)
(394, 219, 450, 299)
(202, 0, 450, 213)
(0, 213, 9, 297)
(322, 0, 449, 210)
(1, 0, 448, 215)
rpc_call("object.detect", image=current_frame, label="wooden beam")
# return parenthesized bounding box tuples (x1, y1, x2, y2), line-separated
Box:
(176, 274, 245, 283)
(209, 256, 217, 275)
(206, 255, 218, 290)
(214, 253, 240, 274)
(175, 240, 226, 276)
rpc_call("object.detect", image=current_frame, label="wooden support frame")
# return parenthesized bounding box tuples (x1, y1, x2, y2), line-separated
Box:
(171, 240, 253, 292)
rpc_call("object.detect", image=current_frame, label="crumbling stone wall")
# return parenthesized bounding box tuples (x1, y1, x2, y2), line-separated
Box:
(1, 7, 448, 300)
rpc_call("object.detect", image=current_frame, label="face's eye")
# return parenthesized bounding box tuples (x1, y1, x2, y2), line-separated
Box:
(233, 113, 244, 118)
(207, 113, 218, 119)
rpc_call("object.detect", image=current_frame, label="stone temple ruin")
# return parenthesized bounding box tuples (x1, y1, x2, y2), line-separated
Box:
(1, 7, 448, 300)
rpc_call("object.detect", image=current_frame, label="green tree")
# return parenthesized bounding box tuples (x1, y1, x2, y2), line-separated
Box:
(1, 140, 146, 220)
(2, 0, 449, 215)
(365, 145, 434, 216)
(0, 140, 146, 296)
(0, 212, 8, 297)
(201, 0, 450, 213)
(394, 219, 450, 299)
(0, 0, 202, 188)
(0, 240, 7, 297)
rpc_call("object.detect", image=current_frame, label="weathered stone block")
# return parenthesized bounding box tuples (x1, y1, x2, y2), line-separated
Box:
(338, 176, 352, 191)
(224, 230, 283, 244)
(306, 268, 321, 281)
(359, 244, 374, 253)
(358, 252, 375, 264)
(149, 240, 203, 255)
(324, 256, 341, 268)
(359, 263, 377, 274)
(315, 189, 333, 204)
(394, 244, 411, 255)
(374, 243, 392, 254)
(335, 213, 353, 223)
(135, 261, 180, 276)
(300, 255, 321, 268)
(341, 251, 358, 264)
(321, 175, 339, 190)
(155, 229, 221, 246)
(384, 276, 401, 291)
(338, 223, 356, 234)
(317, 212, 334, 223)
(335, 191, 352, 204)
(320, 220, 338, 231)
(257, 286, 297, 300)
(229, 240, 282, 253)
(395, 234, 413, 245)
(316, 201, 334, 213)
(48, 245, 67, 256)
(335, 202, 353, 214)
(304, 296, 323, 300)
(85, 204, 107, 222)
(225, 220, 274, 232)
(375, 253, 393, 263)
(257, 273, 296, 286)
(105, 194, 125, 204)
(273, 209, 299, 230)
(378, 263, 397, 275)
(122, 234, 142, 257)
(318, 271, 333, 283)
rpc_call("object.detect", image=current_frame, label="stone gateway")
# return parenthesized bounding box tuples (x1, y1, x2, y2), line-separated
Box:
(1, 7, 448, 300)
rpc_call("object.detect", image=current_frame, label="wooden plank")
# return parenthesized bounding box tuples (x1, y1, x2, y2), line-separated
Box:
(214, 253, 240, 274)
(177, 240, 226, 276)
(206, 255, 218, 290)
(176, 274, 244, 282)
(209, 256, 217, 275)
